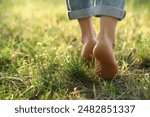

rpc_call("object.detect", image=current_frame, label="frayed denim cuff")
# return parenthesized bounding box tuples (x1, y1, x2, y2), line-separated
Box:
(68, 7, 94, 20)
(94, 5, 126, 20)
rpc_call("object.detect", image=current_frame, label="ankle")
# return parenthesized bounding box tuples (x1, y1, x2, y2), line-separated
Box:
(82, 34, 96, 44)
(97, 33, 116, 48)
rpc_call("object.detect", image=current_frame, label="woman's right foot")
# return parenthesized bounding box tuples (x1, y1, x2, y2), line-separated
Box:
(93, 35, 119, 80)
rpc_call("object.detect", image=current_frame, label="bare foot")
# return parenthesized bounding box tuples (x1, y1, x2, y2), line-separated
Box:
(93, 36, 119, 80)
(81, 38, 96, 61)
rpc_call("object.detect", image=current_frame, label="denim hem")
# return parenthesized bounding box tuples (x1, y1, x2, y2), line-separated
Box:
(68, 7, 94, 20)
(94, 5, 126, 20)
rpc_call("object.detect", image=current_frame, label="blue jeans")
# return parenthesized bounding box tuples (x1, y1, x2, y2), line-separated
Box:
(66, 0, 126, 20)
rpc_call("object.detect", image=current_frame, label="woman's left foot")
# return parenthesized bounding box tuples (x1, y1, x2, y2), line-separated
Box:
(81, 38, 96, 61)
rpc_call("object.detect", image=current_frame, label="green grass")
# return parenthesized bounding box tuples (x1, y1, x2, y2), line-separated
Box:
(0, 0, 150, 100)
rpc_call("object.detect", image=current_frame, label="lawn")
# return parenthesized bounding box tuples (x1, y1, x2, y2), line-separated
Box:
(0, 0, 150, 100)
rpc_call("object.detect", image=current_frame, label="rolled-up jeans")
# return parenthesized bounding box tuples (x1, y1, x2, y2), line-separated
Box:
(66, 0, 126, 20)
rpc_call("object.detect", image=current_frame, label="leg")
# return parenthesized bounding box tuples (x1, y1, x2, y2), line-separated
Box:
(93, 0, 126, 79)
(65, 0, 96, 61)
(78, 17, 96, 61)
(93, 16, 119, 79)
